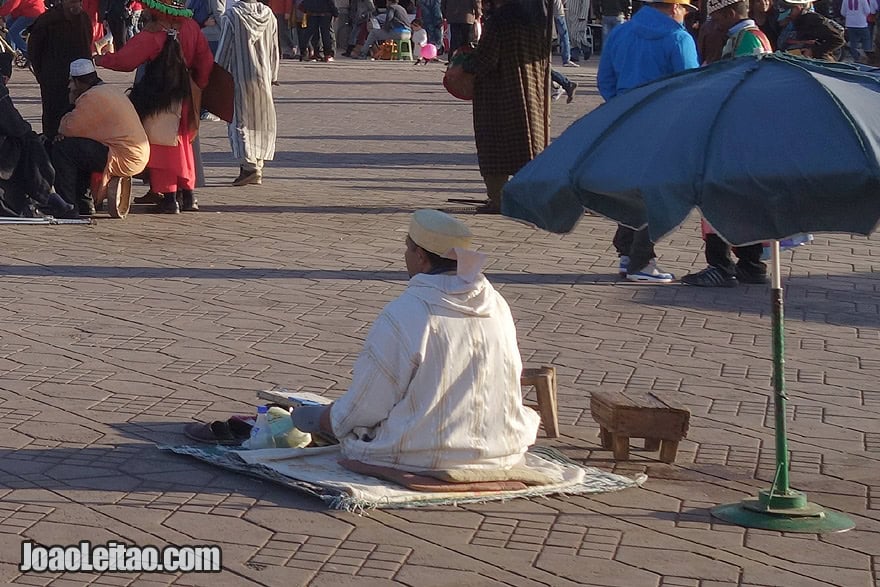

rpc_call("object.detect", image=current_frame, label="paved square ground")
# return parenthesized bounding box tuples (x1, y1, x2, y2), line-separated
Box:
(0, 57, 878, 586)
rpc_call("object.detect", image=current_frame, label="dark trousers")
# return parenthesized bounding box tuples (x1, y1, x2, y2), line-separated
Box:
(304, 14, 335, 57)
(0, 133, 55, 216)
(39, 82, 74, 140)
(10, 132, 56, 209)
(612, 225, 656, 273)
(51, 137, 108, 210)
(705, 233, 765, 276)
(108, 16, 128, 50)
(551, 69, 573, 92)
(448, 22, 474, 57)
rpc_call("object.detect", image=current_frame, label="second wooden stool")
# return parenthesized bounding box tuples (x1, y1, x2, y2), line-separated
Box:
(590, 391, 689, 463)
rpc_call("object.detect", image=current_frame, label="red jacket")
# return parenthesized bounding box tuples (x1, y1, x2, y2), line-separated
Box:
(268, 0, 293, 15)
(0, 0, 46, 19)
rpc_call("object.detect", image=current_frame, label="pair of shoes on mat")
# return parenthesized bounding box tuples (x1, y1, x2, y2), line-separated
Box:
(184, 417, 253, 445)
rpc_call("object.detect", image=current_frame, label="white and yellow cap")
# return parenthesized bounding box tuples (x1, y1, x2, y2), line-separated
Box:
(643, 0, 698, 11)
(70, 59, 96, 77)
(408, 209, 473, 259)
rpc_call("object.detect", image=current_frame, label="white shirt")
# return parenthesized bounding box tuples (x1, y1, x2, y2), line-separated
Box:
(330, 273, 540, 472)
(841, 0, 876, 28)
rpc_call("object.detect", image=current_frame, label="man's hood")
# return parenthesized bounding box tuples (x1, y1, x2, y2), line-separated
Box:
(406, 273, 497, 317)
(233, 0, 274, 32)
(629, 5, 685, 39)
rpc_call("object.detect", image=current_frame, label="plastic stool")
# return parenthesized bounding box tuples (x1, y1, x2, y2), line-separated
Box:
(392, 38, 414, 61)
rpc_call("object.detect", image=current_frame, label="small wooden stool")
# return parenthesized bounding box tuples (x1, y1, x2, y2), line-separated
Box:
(590, 391, 689, 463)
(521, 366, 559, 438)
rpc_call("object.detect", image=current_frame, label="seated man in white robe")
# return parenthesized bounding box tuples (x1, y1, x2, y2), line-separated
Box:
(293, 209, 540, 473)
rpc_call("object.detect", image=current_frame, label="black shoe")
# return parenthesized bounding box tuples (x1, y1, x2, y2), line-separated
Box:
(135, 191, 162, 205)
(79, 201, 97, 216)
(566, 81, 578, 104)
(232, 167, 262, 186)
(155, 192, 180, 214)
(681, 266, 737, 287)
(179, 189, 199, 211)
(735, 266, 770, 284)
(46, 193, 77, 218)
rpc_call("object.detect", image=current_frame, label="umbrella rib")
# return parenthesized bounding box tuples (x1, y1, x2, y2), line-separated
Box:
(566, 62, 736, 180)
(696, 57, 763, 203)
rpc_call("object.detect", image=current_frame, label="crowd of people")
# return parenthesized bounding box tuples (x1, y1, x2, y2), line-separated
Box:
(0, 0, 867, 285)
(0, 0, 278, 217)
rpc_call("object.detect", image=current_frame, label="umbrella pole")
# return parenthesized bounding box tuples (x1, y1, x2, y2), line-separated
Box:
(770, 240, 790, 495)
(710, 241, 854, 533)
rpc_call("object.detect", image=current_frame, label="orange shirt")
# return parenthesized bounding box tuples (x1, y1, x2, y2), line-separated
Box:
(60, 83, 150, 177)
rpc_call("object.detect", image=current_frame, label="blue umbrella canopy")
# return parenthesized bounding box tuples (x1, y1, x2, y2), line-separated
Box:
(502, 53, 880, 245)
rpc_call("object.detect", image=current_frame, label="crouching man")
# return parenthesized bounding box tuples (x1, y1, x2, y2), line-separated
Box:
(292, 210, 540, 473)
(52, 58, 149, 215)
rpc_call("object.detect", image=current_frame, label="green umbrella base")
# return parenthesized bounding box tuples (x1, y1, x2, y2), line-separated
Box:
(711, 493, 855, 533)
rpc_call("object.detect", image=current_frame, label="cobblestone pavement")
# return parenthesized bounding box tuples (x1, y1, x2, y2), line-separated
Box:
(0, 56, 878, 587)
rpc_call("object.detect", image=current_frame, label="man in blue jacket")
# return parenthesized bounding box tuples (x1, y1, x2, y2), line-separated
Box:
(597, 0, 699, 283)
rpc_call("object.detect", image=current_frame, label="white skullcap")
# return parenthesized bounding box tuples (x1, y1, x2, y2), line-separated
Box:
(408, 209, 473, 259)
(70, 59, 96, 78)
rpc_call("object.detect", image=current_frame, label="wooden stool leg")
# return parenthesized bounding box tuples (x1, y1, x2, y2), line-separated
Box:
(599, 428, 612, 449)
(659, 440, 679, 463)
(612, 435, 630, 460)
(526, 368, 559, 439)
(644, 438, 661, 451)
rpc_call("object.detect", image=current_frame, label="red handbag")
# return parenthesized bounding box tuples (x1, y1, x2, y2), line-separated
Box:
(443, 45, 476, 100)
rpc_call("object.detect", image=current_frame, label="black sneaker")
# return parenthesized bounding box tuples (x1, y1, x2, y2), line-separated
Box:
(566, 81, 578, 104)
(736, 266, 770, 284)
(681, 266, 737, 287)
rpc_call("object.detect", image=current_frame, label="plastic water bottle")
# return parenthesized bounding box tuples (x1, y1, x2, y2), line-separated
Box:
(243, 406, 276, 449)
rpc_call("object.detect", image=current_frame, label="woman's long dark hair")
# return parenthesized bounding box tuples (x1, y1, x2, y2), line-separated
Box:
(128, 30, 191, 120)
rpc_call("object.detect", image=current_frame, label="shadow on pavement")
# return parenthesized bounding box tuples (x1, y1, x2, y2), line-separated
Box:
(0, 265, 621, 284)
(200, 151, 476, 169)
(194, 205, 418, 214)
(630, 273, 880, 329)
(0, 422, 329, 509)
(275, 134, 474, 142)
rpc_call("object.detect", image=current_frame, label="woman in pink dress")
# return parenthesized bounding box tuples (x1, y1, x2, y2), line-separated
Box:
(97, 0, 213, 213)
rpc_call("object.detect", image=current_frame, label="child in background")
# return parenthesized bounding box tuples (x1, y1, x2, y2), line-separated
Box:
(417, 0, 443, 52)
(412, 18, 436, 63)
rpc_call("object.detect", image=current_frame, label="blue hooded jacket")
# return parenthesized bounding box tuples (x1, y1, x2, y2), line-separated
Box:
(597, 5, 699, 100)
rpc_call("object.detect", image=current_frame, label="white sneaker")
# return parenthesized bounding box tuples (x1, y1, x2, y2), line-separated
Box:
(563, 61, 580, 67)
(626, 259, 675, 284)
(551, 84, 564, 101)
